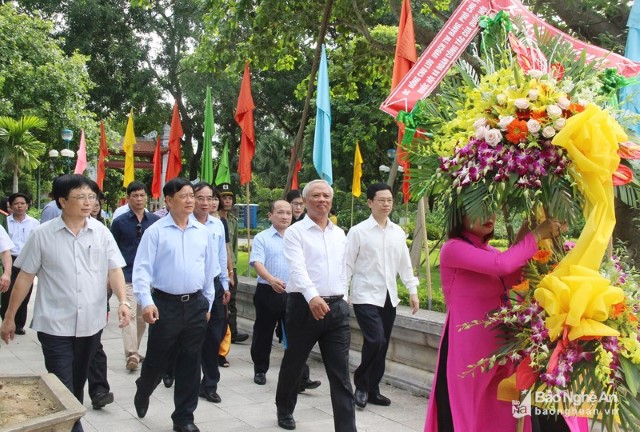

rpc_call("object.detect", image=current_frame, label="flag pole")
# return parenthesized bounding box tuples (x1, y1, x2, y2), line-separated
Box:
(417, 197, 432, 310)
(245, 183, 251, 277)
(350, 194, 355, 228)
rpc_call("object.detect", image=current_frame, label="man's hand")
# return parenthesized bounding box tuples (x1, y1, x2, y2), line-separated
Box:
(142, 305, 159, 324)
(206, 312, 211, 322)
(118, 304, 132, 328)
(309, 296, 330, 320)
(223, 290, 231, 305)
(0, 318, 16, 344)
(269, 278, 286, 294)
(0, 272, 10, 292)
(409, 294, 420, 314)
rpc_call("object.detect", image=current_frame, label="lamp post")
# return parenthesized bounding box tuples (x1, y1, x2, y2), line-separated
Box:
(379, 148, 403, 178)
(49, 129, 75, 174)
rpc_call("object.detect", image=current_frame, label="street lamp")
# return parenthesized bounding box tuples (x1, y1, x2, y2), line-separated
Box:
(49, 129, 75, 173)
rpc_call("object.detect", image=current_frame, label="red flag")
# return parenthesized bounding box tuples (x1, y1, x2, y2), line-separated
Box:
(73, 129, 88, 175)
(292, 160, 302, 190)
(151, 136, 162, 199)
(166, 102, 183, 181)
(393, 0, 417, 203)
(97, 121, 109, 190)
(235, 62, 255, 185)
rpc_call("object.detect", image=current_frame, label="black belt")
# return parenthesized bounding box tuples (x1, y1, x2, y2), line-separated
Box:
(152, 288, 201, 302)
(321, 295, 344, 304)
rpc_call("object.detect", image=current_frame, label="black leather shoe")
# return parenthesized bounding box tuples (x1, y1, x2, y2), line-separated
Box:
(231, 333, 249, 343)
(134, 391, 149, 418)
(354, 389, 368, 408)
(91, 391, 114, 409)
(163, 373, 174, 388)
(14, 328, 26, 335)
(300, 378, 321, 390)
(254, 372, 266, 385)
(277, 412, 296, 430)
(199, 388, 221, 403)
(218, 355, 230, 367)
(369, 391, 391, 406)
(173, 423, 200, 432)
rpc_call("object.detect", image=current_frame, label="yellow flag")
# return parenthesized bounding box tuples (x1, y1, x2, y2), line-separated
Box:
(123, 109, 135, 187)
(352, 142, 363, 197)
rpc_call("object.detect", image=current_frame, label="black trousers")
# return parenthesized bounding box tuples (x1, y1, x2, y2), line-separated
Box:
(38, 330, 102, 432)
(228, 268, 239, 337)
(87, 340, 110, 399)
(0, 262, 33, 329)
(201, 279, 226, 392)
(275, 293, 355, 432)
(353, 293, 396, 394)
(136, 291, 208, 426)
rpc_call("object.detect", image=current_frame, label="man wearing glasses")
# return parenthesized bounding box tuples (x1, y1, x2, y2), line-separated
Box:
(0, 174, 131, 432)
(110, 181, 160, 371)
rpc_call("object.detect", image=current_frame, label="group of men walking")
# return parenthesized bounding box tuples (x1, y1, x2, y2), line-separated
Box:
(0, 175, 419, 432)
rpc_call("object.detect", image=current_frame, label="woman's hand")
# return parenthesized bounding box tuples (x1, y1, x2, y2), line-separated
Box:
(532, 219, 567, 241)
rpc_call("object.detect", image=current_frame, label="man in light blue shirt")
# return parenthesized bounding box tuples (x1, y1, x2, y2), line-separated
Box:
(132, 178, 216, 432)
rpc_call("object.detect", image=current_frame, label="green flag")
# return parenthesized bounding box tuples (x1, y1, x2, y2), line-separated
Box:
(215, 141, 231, 185)
(200, 86, 215, 183)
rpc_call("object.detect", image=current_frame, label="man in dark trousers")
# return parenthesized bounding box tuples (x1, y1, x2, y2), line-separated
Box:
(275, 180, 355, 431)
(132, 178, 216, 432)
(345, 183, 419, 409)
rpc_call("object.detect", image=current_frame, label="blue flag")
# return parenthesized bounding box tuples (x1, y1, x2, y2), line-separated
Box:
(313, 44, 332, 185)
(621, 0, 640, 134)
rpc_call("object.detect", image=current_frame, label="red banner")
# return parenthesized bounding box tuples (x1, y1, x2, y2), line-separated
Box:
(380, 0, 640, 118)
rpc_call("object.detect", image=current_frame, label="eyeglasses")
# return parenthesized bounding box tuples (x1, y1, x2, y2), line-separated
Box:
(291, 202, 304, 207)
(196, 196, 214, 203)
(136, 223, 142, 240)
(68, 194, 97, 202)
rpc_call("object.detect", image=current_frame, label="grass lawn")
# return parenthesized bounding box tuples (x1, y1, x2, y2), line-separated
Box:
(236, 248, 446, 312)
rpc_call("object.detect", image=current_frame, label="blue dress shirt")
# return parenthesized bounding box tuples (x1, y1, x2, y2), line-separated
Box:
(250, 225, 288, 284)
(133, 213, 216, 310)
(190, 214, 228, 290)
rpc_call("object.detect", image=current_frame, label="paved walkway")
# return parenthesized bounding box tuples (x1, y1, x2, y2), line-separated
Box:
(0, 294, 428, 431)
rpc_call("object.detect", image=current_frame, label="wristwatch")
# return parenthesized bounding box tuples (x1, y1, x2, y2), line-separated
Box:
(119, 301, 132, 309)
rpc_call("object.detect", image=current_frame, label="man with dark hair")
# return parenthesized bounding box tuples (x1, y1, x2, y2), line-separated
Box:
(1, 193, 39, 334)
(345, 183, 419, 409)
(275, 180, 355, 431)
(111, 181, 160, 371)
(133, 177, 217, 432)
(0, 174, 131, 432)
(216, 183, 248, 344)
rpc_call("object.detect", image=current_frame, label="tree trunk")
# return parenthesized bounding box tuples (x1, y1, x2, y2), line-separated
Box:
(283, 0, 334, 196)
(13, 165, 19, 193)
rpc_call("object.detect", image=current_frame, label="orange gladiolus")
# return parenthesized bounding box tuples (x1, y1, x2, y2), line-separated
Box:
(512, 279, 530, 294)
(611, 302, 626, 319)
(506, 119, 528, 143)
(568, 103, 585, 113)
(533, 249, 553, 264)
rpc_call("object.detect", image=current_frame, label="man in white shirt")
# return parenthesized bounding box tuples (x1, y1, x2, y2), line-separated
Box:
(275, 180, 355, 432)
(0, 174, 131, 432)
(0, 225, 14, 294)
(1, 193, 40, 334)
(345, 183, 419, 409)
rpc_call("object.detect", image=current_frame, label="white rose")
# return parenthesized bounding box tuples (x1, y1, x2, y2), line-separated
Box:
(473, 118, 488, 129)
(528, 69, 544, 79)
(528, 89, 539, 101)
(553, 117, 566, 130)
(546, 104, 563, 118)
(557, 96, 570, 109)
(527, 119, 541, 134)
(514, 98, 530, 110)
(542, 126, 556, 138)
(475, 126, 488, 140)
(485, 129, 503, 147)
(496, 94, 508, 105)
(498, 116, 515, 130)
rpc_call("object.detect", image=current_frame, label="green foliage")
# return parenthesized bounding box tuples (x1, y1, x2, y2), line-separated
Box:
(0, 115, 47, 192)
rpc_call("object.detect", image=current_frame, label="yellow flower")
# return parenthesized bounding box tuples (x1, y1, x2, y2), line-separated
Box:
(534, 265, 625, 341)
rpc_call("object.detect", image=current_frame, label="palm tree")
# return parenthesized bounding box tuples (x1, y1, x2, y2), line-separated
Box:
(0, 115, 47, 193)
